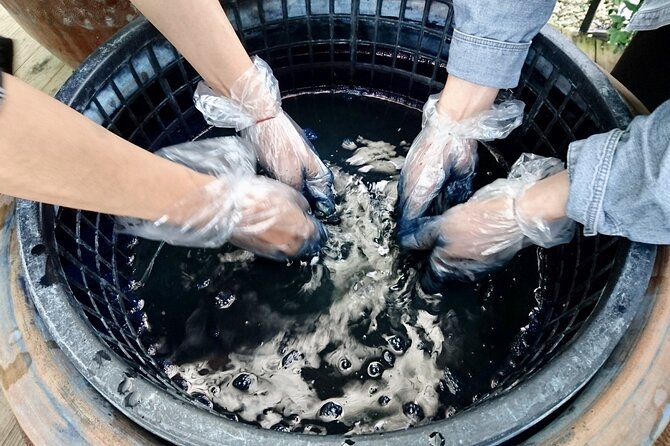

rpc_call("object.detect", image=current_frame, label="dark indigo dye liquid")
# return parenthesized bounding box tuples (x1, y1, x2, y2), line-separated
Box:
(124, 93, 545, 435)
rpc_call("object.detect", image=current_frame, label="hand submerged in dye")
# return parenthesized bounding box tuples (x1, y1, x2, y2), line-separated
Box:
(397, 94, 525, 229)
(116, 137, 326, 261)
(194, 57, 336, 219)
(399, 154, 576, 290)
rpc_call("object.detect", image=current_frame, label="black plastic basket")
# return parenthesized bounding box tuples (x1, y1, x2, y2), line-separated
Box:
(16, 0, 656, 444)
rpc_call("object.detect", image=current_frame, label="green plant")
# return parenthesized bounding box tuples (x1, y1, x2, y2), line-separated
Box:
(607, 0, 642, 50)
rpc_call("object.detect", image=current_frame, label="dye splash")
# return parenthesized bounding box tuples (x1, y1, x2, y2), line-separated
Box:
(126, 93, 545, 435)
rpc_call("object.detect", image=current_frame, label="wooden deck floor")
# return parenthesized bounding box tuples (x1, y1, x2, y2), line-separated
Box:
(0, 5, 72, 95)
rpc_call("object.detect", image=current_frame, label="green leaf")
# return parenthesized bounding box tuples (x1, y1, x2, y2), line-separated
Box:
(623, 0, 641, 12)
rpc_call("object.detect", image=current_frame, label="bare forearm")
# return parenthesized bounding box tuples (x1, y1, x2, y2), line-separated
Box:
(131, 0, 252, 95)
(0, 74, 211, 220)
(437, 74, 499, 121)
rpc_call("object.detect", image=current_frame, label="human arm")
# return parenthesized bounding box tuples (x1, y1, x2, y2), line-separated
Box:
(130, 0, 336, 216)
(566, 99, 670, 243)
(397, 0, 556, 225)
(436, 0, 558, 117)
(399, 154, 574, 288)
(128, 0, 251, 95)
(0, 74, 323, 259)
(0, 73, 210, 220)
(405, 98, 670, 287)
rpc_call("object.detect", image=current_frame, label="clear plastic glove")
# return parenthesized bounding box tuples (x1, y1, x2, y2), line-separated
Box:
(194, 57, 336, 219)
(397, 94, 525, 229)
(399, 154, 576, 290)
(116, 137, 326, 261)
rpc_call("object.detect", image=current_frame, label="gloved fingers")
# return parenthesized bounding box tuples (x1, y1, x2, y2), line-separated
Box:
(248, 114, 305, 188)
(245, 111, 337, 218)
(117, 173, 327, 260)
(449, 139, 478, 176)
(397, 127, 449, 223)
(153, 136, 257, 177)
(304, 169, 336, 219)
(230, 181, 327, 260)
(397, 103, 480, 224)
(279, 112, 336, 217)
(232, 215, 326, 261)
(193, 55, 336, 218)
(412, 153, 575, 290)
(432, 172, 476, 215)
(421, 234, 527, 291)
(397, 216, 443, 250)
(420, 257, 488, 292)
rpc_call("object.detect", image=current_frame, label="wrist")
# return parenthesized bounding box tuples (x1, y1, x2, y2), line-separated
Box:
(516, 170, 569, 223)
(436, 74, 499, 122)
(145, 166, 217, 223)
(229, 58, 282, 121)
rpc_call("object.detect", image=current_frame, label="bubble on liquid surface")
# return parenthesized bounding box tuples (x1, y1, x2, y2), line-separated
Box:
(232, 373, 255, 391)
(378, 395, 391, 407)
(382, 350, 395, 367)
(403, 402, 425, 422)
(319, 401, 343, 419)
(367, 361, 384, 378)
(271, 422, 291, 432)
(429, 431, 446, 446)
(387, 335, 407, 353)
(282, 350, 304, 368)
(303, 128, 319, 141)
(214, 291, 236, 309)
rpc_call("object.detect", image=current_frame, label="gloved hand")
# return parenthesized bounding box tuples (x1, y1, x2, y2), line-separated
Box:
(194, 57, 336, 219)
(397, 94, 525, 229)
(116, 137, 326, 261)
(399, 154, 575, 290)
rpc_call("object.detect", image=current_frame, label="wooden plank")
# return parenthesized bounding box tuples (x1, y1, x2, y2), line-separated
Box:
(13, 46, 68, 92)
(658, 423, 670, 446)
(0, 5, 68, 93)
(42, 64, 74, 97)
(0, 390, 24, 446)
(9, 35, 42, 72)
(0, 15, 21, 39)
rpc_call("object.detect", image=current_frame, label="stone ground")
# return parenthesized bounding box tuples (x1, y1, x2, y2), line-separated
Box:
(550, 0, 617, 31)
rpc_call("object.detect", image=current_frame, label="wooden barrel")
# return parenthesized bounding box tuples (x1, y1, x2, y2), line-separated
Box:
(0, 0, 138, 67)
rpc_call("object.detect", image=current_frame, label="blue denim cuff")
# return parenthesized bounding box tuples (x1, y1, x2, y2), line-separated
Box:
(446, 29, 531, 89)
(566, 129, 624, 237)
(627, 2, 670, 31)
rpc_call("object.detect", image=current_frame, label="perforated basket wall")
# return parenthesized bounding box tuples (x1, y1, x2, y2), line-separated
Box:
(16, 1, 656, 445)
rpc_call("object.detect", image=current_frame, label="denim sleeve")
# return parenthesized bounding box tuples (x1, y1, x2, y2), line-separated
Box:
(446, 0, 556, 89)
(566, 99, 670, 244)
(627, 0, 670, 31)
